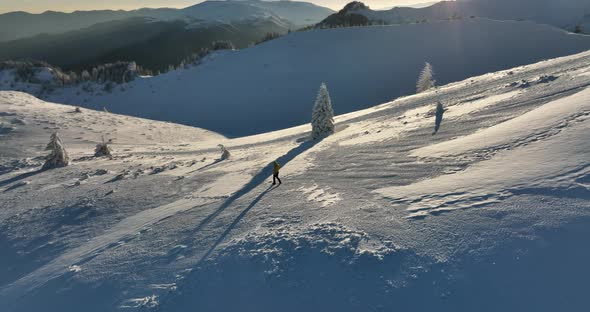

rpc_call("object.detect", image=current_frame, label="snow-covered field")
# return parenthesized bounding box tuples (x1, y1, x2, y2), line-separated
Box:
(1, 49, 590, 311)
(4, 18, 590, 137)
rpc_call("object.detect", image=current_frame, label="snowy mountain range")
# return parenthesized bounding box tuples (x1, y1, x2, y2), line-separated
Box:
(1, 47, 590, 311)
(378, 1, 439, 10)
(0, 0, 334, 42)
(0, 16, 290, 72)
(3, 18, 590, 137)
(322, 0, 590, 32)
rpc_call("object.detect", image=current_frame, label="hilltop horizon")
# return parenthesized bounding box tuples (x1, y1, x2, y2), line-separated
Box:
(0, 0, 430, 14)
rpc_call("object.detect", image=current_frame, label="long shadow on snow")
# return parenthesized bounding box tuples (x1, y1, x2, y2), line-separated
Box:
(188, 137, 321, 260)
(186, 158, 223, 175)
(0, 169, 43, 189)
(198, 185, 275, 263)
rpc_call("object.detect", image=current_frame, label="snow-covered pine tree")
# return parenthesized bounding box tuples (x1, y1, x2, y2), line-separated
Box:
(311, 83, 335, 139)
(416, 62, 436, 93)
(43, 132, 70, 169)
(91, 68, 99, 81)
(81, 70, 91, 81)
(123, 62, 138, 83)
(68, 71, 79, 84)
(218, 144, 230, 160)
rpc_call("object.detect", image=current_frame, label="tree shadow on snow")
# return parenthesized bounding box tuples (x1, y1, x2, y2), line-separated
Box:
(187, 158, 224, 174)
(0, 169, 43, 190)
(189, 136, 322, 262)
(198, 184, 275, 263)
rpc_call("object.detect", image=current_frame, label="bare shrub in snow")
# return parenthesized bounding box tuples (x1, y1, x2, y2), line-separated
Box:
(43, 132, 70, 169)
(218, 144, 230, 160)
(74, 106, 82, 113)
(416, 62, 436, 93)
(95, 136, 112, 157)
(311, 83, 335, 139)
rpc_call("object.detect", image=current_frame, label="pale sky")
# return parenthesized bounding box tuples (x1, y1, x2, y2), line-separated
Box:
(0, 0, 430, 14)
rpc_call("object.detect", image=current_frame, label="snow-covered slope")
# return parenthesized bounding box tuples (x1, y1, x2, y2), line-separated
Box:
(1, 48, 590, 311)
(9, 18, 590, 137)
(0, 92, 224, 159)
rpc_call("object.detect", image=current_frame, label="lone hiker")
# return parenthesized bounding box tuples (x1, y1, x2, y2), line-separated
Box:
(273, 161, 282, 185)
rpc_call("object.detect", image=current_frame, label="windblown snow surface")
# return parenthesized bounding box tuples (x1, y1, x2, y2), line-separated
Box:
(1, 50, 590, 311)
(4, 19, 590, 136)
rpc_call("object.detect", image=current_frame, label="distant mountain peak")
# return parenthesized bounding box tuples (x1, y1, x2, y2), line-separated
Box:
(317, 2, 372, 28)
(341, 1, 369, 13)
